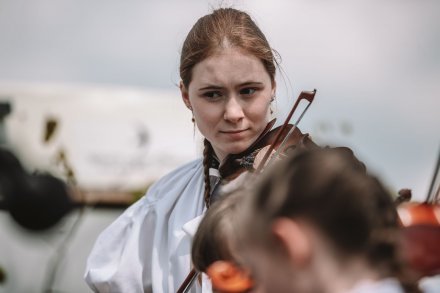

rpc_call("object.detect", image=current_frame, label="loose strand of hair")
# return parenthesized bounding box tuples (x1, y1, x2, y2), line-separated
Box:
(273, 49, 296, 115)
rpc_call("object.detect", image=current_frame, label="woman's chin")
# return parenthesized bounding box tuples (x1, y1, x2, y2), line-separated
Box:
(226, 143, 253, 156)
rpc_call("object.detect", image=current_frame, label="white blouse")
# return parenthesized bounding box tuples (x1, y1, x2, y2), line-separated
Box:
(84, 159, 210, 293)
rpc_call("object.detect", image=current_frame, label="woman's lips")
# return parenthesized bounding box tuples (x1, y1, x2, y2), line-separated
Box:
(222, 129, 246, 133)
(220, 129, 249, 139)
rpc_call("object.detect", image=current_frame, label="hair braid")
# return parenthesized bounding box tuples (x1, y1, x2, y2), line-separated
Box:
(202, 139, 213, 208)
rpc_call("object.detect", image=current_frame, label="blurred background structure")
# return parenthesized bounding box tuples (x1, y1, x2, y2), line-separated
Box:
(0, 0, 439, 292)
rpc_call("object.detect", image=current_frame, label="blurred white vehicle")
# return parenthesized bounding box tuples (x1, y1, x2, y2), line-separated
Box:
(0, 82, 200, 203)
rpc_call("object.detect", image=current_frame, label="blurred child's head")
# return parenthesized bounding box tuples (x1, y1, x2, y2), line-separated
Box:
(237, 148, 402, 293)
(192, 191, 255, 292)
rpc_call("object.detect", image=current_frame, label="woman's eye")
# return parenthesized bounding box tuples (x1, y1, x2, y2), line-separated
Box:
(203, 91, 222, 100)
(240, 88, 257, 96)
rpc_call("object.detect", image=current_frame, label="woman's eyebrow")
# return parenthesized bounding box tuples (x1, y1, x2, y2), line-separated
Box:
(198, 81, 264, 92)
(238, 81, 264, 87)
(198, 85, 224, 91)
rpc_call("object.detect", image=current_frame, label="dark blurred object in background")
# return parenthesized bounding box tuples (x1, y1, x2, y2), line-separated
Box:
(0, 101, 11, 145)
(0, 147, 73, 231)
(0, 101, 73, 231)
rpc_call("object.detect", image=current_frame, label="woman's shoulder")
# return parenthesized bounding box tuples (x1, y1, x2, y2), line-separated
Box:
(85, 159, 205, 274)
(146, 158, 203, 194)
(154, 158, 204, 186)
(99, 158, 204, 222)
(133, 158, 204, 206)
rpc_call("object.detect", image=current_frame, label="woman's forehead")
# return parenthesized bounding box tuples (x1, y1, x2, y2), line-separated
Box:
(190, 48, 271, 88)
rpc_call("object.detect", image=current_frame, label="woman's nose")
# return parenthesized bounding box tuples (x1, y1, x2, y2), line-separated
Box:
(223, 97, 244, 123)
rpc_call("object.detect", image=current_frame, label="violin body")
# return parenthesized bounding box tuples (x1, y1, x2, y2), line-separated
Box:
(396, 149, 440, 278)
(397, 202, 440, 276)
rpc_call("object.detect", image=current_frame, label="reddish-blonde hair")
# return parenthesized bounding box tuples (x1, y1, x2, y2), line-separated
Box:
(180, 8, 277, 88)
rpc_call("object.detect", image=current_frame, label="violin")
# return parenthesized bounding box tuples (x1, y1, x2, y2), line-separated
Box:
(396, 148, 440, 278)
(219, 90, 317, 182)
(176, 89, 317, 293)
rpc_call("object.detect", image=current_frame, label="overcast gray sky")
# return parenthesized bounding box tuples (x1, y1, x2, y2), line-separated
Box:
(0, 0, 439, 199)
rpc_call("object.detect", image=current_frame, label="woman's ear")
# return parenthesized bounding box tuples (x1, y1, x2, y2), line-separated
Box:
(180, 81, 192, 110)
(271, 218, 311, 267)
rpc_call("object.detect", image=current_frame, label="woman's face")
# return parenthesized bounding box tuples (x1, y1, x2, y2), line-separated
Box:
(181, 47, 275, 162)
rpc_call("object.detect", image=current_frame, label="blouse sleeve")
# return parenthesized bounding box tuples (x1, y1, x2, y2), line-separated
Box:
(84, 186, 160, 293)
(84, 159, 205, 293)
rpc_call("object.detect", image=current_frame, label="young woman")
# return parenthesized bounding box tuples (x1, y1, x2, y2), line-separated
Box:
(236, 148, 419, 293)
(84, 8, 310, 292)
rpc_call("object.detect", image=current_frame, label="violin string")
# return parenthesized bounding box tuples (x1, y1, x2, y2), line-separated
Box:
(269, 101, 313, 166)
(255, 90, 316, 174)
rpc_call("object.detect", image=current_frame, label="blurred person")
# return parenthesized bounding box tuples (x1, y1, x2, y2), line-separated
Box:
(236, 148, 421, 293)
(84, 7, 313, 293)
(190, 147, 364, 293)
(191, 190, 255, 293)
